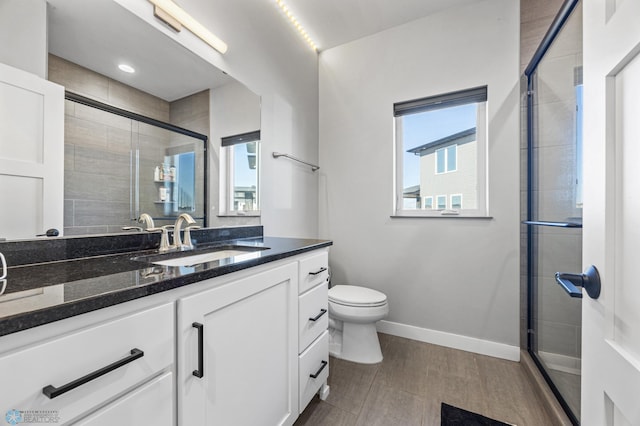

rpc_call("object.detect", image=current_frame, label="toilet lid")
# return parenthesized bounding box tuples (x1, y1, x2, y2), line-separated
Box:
(328, 285, 387, 307)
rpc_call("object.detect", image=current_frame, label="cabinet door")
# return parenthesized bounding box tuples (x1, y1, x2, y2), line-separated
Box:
(74, 372, 173, 426)
(178, 263, 298, 426)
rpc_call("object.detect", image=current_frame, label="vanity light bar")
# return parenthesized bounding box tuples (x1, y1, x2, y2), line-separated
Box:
(147, 0, 228, 54)
(275, 0, 318, 52)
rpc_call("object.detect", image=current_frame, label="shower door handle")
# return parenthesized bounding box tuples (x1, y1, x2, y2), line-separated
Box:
(554, 265, 601, 299)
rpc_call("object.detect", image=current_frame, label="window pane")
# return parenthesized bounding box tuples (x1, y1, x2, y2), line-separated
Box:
(232, 142, 258, 211)
(424, 197, 433, 209)
(436, 149, 445, 174)
(451, 194, 462, 209)
(395, 87, 485, 214)
(446, 145, 457, 172)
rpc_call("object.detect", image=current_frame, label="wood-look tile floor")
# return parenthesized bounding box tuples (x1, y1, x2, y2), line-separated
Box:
(295, 333, 555, 426)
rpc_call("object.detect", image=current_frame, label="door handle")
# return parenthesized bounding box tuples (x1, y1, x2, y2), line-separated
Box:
(555, 265, 601, 299)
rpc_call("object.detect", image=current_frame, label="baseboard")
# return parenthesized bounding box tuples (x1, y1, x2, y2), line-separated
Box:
(538, 351, 581, 375)
(520, 350, 573, 426)
(376, 320, 520, 362)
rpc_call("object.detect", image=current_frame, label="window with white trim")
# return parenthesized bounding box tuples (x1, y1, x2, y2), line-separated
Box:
(220, 131, 260, 215)
(436, 145, 457, 174)
(423, 196, 433, 209)
(393, 86, 488, 217)
(451, 194, 462, 209)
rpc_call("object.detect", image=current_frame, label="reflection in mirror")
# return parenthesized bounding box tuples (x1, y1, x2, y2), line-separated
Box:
(63, 92, 207, 234)
(221, 131, 261, 215)
(0, 0, 261, 240)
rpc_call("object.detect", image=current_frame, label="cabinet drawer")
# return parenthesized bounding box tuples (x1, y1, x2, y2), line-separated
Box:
(299, 251, 329, 294)
(299, 282, 328, 352)
(74, 372, 173, 426)
(0, 303, 174, 425)
(299, 330, 329, 413)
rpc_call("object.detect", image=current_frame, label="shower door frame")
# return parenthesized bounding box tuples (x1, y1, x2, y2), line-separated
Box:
(524, 0, 581, 424)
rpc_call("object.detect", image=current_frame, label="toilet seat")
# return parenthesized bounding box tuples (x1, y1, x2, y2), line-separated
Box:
(328, 285, 387, 307)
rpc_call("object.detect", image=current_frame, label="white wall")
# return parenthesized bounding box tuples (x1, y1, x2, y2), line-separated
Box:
(319, 0, 521, 357)
(0, 0, 47, 78)
(112, 0, 321, 238)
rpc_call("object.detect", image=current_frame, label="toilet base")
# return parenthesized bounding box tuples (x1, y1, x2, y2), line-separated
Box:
(329, 321, 383, 364)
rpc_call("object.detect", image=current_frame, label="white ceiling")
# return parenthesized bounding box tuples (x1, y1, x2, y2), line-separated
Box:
(45, 0, 484, 101)
(282, 0, 485, 51)
(47, 0, 232, 102)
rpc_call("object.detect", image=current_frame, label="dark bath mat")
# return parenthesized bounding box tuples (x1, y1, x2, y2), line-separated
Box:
(441, 403, 514, 426)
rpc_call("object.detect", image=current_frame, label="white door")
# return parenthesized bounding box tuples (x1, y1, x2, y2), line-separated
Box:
(582, 0, 640, 424)
(0, 62, 64, 240)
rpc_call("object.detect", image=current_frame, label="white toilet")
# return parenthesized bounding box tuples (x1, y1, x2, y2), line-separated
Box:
(328, 285, 389, 364)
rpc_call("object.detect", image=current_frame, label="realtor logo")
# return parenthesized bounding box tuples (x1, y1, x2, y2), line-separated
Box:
(5, 409, 22, 425)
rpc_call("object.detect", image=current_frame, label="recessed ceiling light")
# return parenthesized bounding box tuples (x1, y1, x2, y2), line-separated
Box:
(275, 0, 318, 52)
(118, 64, 136, 73)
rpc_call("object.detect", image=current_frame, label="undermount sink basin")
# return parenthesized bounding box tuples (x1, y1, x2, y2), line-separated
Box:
(133, 245, 268, 267)
(152, 250, 258, 267)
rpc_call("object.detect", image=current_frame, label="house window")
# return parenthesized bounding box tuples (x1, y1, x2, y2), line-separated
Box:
(436, 145, 457, 174)
(220, 131, 260, 215)
(451, 194, 462, 209)
(424, 196, 433, 209)
(393, 86, 488, 217)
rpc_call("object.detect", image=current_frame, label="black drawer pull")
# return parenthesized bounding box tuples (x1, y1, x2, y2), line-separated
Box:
(309, 267, 327, 276)
(309, 360, 328, 379)
(42, 348, 144, 399)
(309, 309, 327, 322)
(193, 322, 204, 378)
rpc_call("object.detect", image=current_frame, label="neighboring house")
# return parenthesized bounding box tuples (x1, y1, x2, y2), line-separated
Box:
(234, 186, 257, 211)
(407, 127, 477, 210)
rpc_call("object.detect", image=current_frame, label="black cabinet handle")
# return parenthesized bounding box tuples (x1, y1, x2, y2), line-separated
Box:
(309, 309, 327, 322)
(42, 348, 144, 399)
(309, 267, 327, 276)
(309, 360, 328, 379)
(192, 322, 204, 378)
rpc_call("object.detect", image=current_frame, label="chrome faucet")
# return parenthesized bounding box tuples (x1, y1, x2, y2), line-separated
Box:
(122, 213, 156, 232)
(173, 213, 200, 251)
(138, 213, 155, 230)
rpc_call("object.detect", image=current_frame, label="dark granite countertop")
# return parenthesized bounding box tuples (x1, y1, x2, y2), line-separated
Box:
(0, 228, 331, 337)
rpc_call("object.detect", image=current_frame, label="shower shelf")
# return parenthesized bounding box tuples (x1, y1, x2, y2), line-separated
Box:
(522, 220, 582, 228)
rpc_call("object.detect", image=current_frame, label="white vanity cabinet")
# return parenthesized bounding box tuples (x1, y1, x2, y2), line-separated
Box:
(0, 302, 174, 425)
(297, 250, 330, 412)
(177, 261, 299, 426)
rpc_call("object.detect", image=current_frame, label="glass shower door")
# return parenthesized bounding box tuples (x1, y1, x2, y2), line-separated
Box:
(526, 1, 583, 424)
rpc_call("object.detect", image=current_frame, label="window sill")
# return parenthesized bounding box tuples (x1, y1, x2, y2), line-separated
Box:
(391, 213, 493, 219)
(217, 211, 261, 218)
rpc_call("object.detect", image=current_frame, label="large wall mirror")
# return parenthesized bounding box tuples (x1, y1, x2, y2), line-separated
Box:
(0, 0, 261, 240)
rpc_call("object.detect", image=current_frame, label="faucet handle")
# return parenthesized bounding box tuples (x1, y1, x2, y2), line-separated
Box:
(183, 225, 201, 250)
(148, 226, 174, 253)
(122, 226, 143, 232)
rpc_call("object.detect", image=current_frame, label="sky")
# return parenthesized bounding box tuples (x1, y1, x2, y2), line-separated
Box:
(234, 143, 258, 187)
(401, 103, 477, 188)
